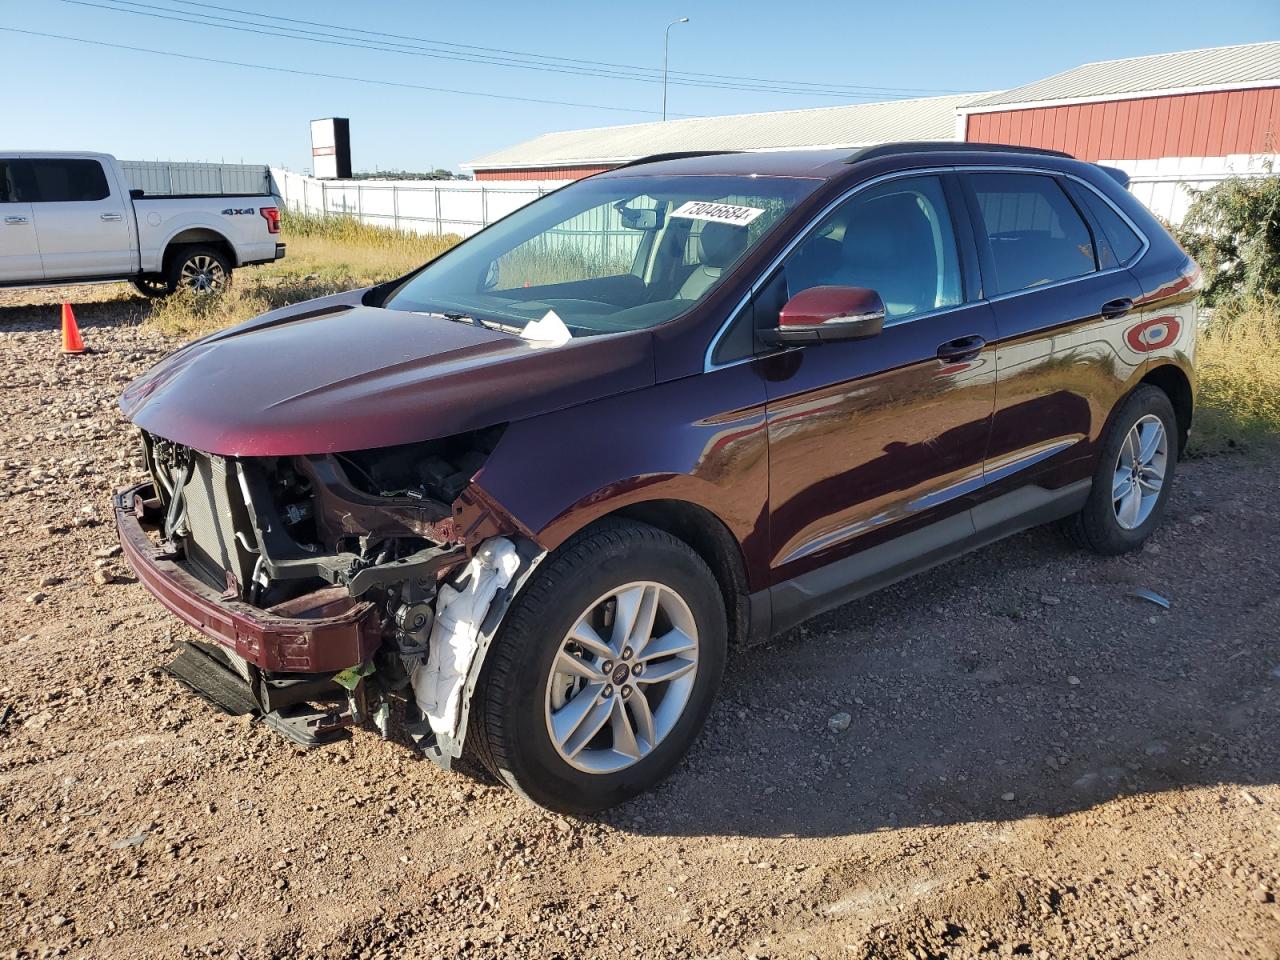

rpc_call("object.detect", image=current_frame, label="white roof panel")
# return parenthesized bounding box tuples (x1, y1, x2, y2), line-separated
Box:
(966, 41, 1280, 110)
(463, 93, 985, 170)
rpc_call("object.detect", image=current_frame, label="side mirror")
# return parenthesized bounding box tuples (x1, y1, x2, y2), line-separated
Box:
(763, 285, 886, 345)
(129, 188, 146, 200)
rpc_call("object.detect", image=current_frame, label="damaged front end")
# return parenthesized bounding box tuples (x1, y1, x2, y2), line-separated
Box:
(114, 428, 543, 766)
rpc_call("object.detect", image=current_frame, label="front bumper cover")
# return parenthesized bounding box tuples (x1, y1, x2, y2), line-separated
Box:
(114, 483, 382, 673)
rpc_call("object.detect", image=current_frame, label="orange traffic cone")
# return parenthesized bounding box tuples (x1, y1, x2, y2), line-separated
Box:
(61, 303, 86, 355)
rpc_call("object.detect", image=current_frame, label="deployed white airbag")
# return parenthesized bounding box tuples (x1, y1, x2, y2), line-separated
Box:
(412, 537, 521, 735)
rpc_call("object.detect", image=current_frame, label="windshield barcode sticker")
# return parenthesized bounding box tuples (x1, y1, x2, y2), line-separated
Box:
(670, 200, 765, 227)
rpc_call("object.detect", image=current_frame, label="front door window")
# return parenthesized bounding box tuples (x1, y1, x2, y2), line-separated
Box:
(785, 175, 962, 322)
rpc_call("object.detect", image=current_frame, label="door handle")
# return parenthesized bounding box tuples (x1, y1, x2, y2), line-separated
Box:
(3, 215, 29, 224)
(937, 335, 986, 363)
(1101, 297, 1134, 319)
(100, 212, 124, 222)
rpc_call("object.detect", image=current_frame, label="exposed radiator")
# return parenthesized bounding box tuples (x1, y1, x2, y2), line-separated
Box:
(182, 454, 242, 585)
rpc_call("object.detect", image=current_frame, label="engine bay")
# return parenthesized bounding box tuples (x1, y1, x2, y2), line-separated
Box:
(131, 425, 534, 761)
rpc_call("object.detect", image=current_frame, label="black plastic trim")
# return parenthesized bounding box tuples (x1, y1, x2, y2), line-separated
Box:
(768, 480, 1091, 635)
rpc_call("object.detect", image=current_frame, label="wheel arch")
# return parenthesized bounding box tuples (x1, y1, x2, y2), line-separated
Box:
(162, 228, 238, 271)
(577, 498, 758, 651)
(1140, 362, 1194, 454)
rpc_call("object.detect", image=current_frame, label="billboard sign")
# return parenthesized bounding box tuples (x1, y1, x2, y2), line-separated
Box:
(310, 118, 352, 179)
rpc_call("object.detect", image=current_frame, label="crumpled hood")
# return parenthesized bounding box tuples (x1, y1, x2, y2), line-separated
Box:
(121, 293, 655, 456)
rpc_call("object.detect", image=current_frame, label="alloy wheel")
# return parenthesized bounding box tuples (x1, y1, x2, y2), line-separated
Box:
(179, 254, 227, 294)
(1112, 413, 1168, 530)
(545, 581, 699, 774)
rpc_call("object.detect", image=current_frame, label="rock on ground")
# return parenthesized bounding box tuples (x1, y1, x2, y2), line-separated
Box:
(1, 292, 1277, 959)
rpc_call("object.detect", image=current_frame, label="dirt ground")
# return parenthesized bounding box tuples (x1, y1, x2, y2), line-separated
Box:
(1, 289, 1278, 960)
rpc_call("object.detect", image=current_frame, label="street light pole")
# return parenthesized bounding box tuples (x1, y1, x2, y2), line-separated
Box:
(663, 17, 689, 122)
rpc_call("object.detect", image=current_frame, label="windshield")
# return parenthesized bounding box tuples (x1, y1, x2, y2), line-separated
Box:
(382, 174, 819, 336)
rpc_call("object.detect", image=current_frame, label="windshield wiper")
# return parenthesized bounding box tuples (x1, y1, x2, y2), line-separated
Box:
(419, 310, 526, 336)
(415, 309, 497, 331)
(442, 310, 493, 330)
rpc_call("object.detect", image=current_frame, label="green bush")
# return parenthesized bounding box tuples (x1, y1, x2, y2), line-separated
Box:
(1174, 172, 1280, 308)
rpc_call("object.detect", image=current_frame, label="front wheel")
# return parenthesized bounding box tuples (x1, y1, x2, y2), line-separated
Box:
(470, 520, 727, 814)
(131, 274, 173, 298)
(1062, 385, 1179, 555)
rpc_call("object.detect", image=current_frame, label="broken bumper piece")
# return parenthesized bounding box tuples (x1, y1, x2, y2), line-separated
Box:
(166, 638, 354, 746)
(114, 483, 382, 674)
(115, 480, 543, 764)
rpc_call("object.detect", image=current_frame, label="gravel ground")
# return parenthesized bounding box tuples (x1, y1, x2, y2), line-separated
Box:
(1, 291, 1278, 959)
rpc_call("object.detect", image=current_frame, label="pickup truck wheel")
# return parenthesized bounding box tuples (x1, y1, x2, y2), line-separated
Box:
(131, 275, 174, 298)
(470, 520, 727, 814)
(167, 246, 230, 294)
(1061, 385, 1178, 555)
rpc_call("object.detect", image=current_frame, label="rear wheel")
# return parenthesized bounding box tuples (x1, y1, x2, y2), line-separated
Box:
(166, 245, 231, 294)
(471, 520, 727, 814)
(1062, 385, 1178, 554)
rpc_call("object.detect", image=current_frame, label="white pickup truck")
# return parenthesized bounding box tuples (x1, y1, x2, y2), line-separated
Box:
(0, 151, 284, 296)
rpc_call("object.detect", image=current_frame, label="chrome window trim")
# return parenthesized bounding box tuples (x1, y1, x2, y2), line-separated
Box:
(1056, 170, 1151, 269)
(703, 162, 1151, 372)
(982, 263, 1131, 304)
(882, 302, 965, 329)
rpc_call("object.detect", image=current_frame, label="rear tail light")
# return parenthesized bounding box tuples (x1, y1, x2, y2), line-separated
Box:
(260, 206, 281, 234)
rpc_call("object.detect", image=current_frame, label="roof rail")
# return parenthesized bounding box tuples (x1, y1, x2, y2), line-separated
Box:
(846, 141, 1074, 164)
(611, 150, 742, 171)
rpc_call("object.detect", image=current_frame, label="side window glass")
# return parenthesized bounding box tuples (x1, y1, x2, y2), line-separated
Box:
(26, 159, 111, 203)
(0, 162, 16, 203)
(1065, 180, 1144, 266)
(969, 173, 1097, 294)
(784, 175, 962, 322)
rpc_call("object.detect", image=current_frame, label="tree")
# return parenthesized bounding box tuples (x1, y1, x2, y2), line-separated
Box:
(1174, 172, 1280, 308)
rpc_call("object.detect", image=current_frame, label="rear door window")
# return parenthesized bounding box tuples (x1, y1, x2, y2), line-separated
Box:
(25, 159, 111, 203)
(967, 172, 1097, 295)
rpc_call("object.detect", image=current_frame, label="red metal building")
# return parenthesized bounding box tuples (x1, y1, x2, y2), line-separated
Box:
(958, 43, 1280, 162)
(963, 88, 1279, 161)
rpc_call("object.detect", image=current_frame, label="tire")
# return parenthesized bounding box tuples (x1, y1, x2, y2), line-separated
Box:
(131, 275, 174, 298)
(1061, 385, 1179, 555)
(166, 245, 231, 294)
(470, 520, 727, 814)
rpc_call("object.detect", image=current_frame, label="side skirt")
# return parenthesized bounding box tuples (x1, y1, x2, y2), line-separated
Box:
(764, 480, 1091, 637)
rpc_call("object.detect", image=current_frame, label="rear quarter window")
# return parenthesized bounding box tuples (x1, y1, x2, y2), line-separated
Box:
(1065, 180, 1145, 266)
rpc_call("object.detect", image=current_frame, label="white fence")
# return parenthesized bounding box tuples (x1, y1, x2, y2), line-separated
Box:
(121, 160, 272, 196)
(271, 168, 560, 237)
(270, 154, 1279, 242)
(1103, 154, 1278, 223)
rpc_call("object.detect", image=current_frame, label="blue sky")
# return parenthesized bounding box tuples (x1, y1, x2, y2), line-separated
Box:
(3, 0, 1277, 173)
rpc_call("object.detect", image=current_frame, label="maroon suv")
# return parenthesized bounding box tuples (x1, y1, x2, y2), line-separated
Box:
(116, 143, 1197, 813)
